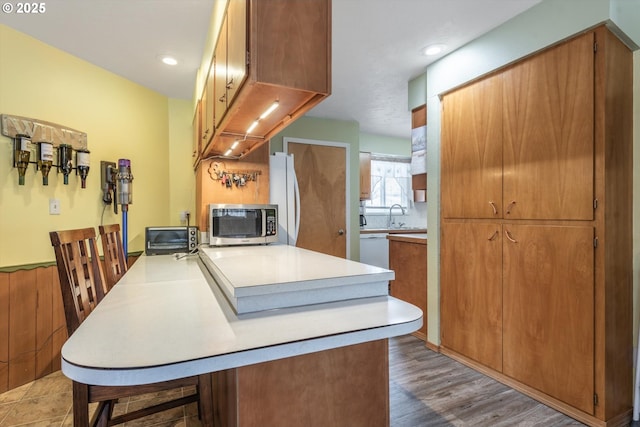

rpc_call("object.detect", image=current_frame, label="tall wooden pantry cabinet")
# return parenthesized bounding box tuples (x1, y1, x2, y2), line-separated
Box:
(440, 26, 633, 427)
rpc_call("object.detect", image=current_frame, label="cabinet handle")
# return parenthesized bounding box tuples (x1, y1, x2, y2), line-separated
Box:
(226, 78, 234, 90)
(489, 201, 498, 215)
(487, 230, 499, 241)
(218, 94, 226, 103)
(338, 229, 345, 235)
(504, 229, 517, 243)
(506, 200, 516, 215)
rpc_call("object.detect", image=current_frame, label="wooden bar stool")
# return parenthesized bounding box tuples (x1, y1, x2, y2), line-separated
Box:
(98, 224, 127, 290)
(50, 227, 214, 427)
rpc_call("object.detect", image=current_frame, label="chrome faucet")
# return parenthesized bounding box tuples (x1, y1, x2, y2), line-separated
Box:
(387, 204, 405, 228)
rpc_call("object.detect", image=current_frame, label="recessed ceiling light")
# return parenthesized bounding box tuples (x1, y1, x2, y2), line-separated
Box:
(422, 44, 445, 56)
(158, 55, 178, 66)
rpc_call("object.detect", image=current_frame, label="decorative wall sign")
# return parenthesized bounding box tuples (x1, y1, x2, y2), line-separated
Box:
(207, 160, 261, 189)
(1, 114, 87, 151)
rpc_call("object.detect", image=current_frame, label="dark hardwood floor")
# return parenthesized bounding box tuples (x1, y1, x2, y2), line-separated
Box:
(389, 335, 588, 427)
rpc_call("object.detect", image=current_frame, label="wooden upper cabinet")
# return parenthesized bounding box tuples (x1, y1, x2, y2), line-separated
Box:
(503, 32, 594, 220)
(226, 0, 247, 106)
(442, 31, 595, 221)
(359, 152, 371, 200)
(214, 15, 229, 130)
(192, 99, 202, 165)
(204, 64, 215, 145)
(441, 74, 503, 219)
(200, 0, 331, 159)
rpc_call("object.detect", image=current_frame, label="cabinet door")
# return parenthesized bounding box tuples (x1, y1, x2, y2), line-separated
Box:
(359, 152, 371, 200)
(214, 15, 229, 129)
(192, 100, 201, 165)
(440, 222, 502, 371)
(226, 0, 247, 107)
(503, 33, 594, 220)
(389, 240, 427, 340)
(441, 74, 503, 219)
(203, 64, 215, 147)
(503, 224, 594, 414)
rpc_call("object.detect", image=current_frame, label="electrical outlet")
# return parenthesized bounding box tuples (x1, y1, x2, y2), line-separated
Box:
(49, 198, 60, 215)
(179, 210, 191, 222)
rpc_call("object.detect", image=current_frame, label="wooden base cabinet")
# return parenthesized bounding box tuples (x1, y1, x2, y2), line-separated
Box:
(440, 222, 502, 372)
(503, 224, 595, 414)
(388, 236, 427, 341)
(212, 340, 389, 427)
(440, 26, 632, 426)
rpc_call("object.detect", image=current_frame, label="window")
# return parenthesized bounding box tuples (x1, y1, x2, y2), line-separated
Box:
(364, 155, 412, 214)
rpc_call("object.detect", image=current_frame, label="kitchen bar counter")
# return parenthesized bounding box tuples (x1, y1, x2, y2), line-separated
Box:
(61, 248, 422, 426)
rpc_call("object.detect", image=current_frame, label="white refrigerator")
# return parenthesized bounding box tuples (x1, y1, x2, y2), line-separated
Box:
(269, 152, 300, 246)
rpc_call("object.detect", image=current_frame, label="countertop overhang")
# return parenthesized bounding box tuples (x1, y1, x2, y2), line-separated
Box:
(61, 250, 422, 386)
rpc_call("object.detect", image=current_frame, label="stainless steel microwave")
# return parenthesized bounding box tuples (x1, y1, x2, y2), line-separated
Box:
(209, 204, 278, 246)
(145, 226, 198, 255)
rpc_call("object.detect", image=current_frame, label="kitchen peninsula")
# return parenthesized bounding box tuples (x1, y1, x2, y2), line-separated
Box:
(61, 246, 422, 427)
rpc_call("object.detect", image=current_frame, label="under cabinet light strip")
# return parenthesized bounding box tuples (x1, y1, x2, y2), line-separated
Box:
(246, 120, 259, 134)
(245, 101, 279, 134)
(259, 101, 279, 119)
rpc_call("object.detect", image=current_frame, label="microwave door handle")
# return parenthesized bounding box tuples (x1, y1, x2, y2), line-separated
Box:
(262, 210, 267, 237)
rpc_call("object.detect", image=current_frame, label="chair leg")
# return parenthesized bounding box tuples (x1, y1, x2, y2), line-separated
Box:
(91, 401, 111, 427)
(198, 373, 215, 427)
(72, 381, 90, 427)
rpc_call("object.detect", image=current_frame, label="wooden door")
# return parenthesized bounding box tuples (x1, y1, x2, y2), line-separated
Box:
(502, 32, 594, 220)
(440, 222, 503, 371)
(441, 73, 503, 219)
(287, 141, 347, 258)
(226, 0, 247, 107)
(503, 224, 594, 414)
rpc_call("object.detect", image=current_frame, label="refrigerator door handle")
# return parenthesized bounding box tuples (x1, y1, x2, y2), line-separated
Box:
(293, 168, 301, 245)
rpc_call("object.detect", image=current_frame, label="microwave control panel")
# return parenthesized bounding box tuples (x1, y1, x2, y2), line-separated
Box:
(266, 209, 277, 236)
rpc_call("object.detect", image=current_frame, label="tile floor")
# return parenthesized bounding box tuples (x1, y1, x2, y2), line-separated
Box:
(0, 370, 201, 426)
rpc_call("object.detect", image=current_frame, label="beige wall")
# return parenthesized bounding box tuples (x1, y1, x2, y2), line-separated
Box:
(0, 25, 193, 267)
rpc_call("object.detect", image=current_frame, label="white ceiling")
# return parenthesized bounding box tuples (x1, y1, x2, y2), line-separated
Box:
(0, 0, 541, 139)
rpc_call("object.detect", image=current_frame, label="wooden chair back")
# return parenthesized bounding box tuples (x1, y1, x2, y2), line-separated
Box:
(98, 223, 127, 289)
(49, 227, 108, 336)
(50, 226, 214, 426)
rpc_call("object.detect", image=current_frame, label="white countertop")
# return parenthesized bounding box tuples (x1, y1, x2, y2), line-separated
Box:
(61, 251, 422, 386)
(199, 244, 394, 313)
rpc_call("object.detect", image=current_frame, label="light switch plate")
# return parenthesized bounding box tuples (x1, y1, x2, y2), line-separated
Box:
(49, 198, 60, 215)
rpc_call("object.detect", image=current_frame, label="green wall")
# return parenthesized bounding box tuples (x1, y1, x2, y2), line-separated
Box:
(0, 25, 194, 267)
(360, 133, 410, 157)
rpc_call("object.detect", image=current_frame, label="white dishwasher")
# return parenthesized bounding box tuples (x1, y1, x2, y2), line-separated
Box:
(359, 233, 389, 269)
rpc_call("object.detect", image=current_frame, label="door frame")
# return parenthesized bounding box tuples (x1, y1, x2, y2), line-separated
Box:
(283, 137, 352, 259)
